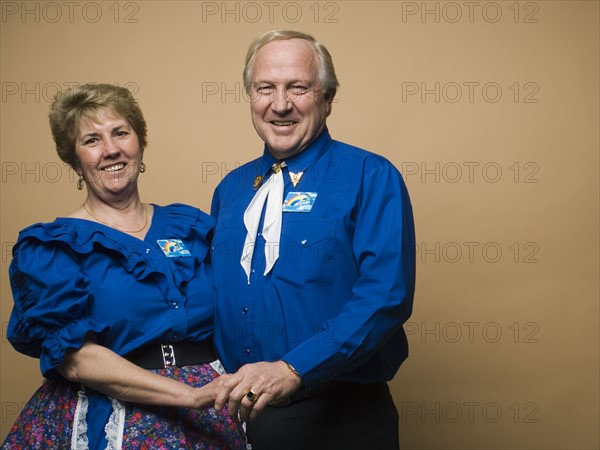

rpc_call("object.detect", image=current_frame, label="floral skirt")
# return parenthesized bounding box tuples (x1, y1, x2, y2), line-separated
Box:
(1, 364, 247, 449)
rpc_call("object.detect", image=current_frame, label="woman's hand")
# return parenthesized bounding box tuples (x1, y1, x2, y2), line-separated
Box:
(190, 373, 231, 409)
(58, 340, 223, 410)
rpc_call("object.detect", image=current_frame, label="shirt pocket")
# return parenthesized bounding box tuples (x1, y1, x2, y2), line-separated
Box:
(276, 218, 336, 290)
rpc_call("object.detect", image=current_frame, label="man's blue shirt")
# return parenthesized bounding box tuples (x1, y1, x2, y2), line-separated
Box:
(210, 129, 416, 387)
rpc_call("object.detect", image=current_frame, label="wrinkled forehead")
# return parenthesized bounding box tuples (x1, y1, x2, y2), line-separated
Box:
(75, 107, 127, 135)
(252, 39, 319, 82)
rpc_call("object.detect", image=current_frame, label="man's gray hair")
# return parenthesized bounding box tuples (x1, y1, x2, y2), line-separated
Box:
(243, 30, 339, 101)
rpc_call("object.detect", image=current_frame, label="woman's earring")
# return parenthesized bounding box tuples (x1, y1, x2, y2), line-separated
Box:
(140, 162, 146, 173)
(77, 176, 84, 190)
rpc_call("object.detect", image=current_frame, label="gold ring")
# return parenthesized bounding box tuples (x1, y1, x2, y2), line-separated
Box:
(246, 389, 258, 403)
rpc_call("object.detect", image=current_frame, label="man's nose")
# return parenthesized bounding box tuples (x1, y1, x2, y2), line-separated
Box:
(271, 88, 292, 114)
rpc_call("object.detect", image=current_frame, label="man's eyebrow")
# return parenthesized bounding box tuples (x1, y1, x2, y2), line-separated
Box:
(252, 80, 313, 86)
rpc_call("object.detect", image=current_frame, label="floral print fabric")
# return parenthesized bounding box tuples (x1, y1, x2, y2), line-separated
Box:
(1, 364, 246, 449)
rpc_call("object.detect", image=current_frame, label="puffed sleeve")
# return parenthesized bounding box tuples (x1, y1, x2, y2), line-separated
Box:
(7, 233, 110, 379)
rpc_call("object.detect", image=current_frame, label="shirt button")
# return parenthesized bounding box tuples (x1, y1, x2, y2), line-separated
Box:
(242, 307, 248, 315)
(244, 348, 251, 356)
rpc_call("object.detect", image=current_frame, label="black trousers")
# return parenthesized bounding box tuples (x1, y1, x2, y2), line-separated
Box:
(246, 381, 400, 450)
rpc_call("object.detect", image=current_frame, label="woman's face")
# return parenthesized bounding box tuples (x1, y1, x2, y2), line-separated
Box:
(74, 108, 143, 203)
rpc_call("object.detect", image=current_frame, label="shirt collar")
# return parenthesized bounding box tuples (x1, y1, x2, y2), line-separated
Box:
(259, 128, 332, 176)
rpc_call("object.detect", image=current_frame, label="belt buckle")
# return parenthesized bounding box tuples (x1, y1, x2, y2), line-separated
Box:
(161, 344, 176, 368)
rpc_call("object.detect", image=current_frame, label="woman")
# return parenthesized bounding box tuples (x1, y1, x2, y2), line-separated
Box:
(2, 83, 246, 449)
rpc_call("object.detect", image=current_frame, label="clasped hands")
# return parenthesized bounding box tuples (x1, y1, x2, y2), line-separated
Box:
(212, 360, 303, 421)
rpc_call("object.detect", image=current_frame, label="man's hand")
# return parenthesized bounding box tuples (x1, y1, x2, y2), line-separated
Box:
(214, 361, 303, 421)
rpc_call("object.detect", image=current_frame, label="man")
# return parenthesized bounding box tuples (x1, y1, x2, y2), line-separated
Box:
(210, 30, 415, 450)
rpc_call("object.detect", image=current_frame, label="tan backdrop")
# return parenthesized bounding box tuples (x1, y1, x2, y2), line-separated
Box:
(1, 1, 598, 448)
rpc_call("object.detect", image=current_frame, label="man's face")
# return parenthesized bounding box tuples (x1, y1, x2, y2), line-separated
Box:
(249, 39, 333, 160)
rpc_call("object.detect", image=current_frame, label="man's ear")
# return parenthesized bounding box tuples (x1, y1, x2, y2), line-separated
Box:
(325, 88, 337, 116)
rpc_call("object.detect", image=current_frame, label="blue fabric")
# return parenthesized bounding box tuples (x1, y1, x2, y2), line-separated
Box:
(7, 203, 215, 448)
(211, 130, 416, 388)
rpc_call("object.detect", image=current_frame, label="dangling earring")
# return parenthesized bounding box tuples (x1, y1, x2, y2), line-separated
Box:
(77, 175, 84, 190)
(140, 162, 146, 173)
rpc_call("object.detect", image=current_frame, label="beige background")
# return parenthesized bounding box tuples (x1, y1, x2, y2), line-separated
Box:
(1, 1, 598, 448)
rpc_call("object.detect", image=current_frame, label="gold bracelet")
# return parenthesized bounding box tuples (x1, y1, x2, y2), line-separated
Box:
(282, 360, 301, 378)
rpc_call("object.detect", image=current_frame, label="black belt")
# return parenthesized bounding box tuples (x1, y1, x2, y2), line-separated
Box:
(124, 339, 216, 370)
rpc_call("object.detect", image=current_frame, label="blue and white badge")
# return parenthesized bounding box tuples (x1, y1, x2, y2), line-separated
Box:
(157, 239, 191, 257)
(282, 192, 317, 212)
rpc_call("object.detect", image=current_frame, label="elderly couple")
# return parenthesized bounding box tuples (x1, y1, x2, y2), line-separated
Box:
(2, 30, 415, 450)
